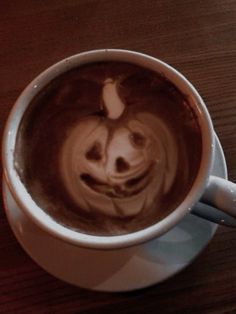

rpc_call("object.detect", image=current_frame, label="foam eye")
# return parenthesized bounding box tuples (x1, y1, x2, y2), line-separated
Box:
(116, 157, 130, 173)
(130, 132, 146, 148)
(85, 142, 102, 161)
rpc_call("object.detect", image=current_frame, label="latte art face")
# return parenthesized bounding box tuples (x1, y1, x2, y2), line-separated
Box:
(15, 62, 202, 235)
(60, 111, 178, 217)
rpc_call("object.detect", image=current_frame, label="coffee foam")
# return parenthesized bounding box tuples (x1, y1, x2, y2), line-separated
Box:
(14, 61, 202, 235)
(60, 79, 178, 217)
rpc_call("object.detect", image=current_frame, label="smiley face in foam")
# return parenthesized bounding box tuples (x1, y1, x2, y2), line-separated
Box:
(60, 79, 178, 217)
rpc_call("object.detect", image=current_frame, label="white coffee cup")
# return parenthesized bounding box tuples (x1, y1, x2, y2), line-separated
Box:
(2, 49, 236, 249)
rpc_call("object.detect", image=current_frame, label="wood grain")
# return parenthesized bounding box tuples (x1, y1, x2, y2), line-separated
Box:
(0, 1, 236, 313)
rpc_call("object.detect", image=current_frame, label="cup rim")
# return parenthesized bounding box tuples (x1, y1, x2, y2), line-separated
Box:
(2, 49, 214, 249)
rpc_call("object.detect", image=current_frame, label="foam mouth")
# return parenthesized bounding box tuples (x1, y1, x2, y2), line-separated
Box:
(80, 164, 152, 198)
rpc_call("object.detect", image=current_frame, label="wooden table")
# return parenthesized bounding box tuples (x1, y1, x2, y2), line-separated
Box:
(1, 1, 236, 313)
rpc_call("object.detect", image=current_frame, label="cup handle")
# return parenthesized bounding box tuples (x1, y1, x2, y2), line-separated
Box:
(191, 176, 236, 227)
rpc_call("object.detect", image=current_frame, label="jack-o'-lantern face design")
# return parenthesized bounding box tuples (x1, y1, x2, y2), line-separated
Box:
(60, 79, 178, 217)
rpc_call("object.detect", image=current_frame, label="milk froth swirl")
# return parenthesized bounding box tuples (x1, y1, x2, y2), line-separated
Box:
(60, 79, 178, 217)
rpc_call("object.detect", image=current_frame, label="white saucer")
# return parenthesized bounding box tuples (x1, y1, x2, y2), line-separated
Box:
(2, 135, 227, 292)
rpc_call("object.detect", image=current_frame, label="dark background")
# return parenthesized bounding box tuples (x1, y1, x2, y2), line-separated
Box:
(1, 1, 236, 313)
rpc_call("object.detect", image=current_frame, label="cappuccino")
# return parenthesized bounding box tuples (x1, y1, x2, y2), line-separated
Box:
(15, 62, 202, 235)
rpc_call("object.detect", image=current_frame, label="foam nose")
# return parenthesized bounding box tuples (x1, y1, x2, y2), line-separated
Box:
(115, 157, 130, 173)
